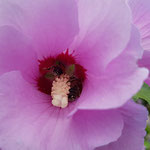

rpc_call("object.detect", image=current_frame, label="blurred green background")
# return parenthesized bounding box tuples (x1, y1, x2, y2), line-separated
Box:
(133, 83, 150, 149)
(144, 101, 150, 150)
(136, 99, 150, 150)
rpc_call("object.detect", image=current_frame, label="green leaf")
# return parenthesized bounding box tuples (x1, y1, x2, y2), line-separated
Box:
(133, 83, 150, 104)
(144, 140, 150, 149)
(146, 124, 150, 135)
(66, 64, 75, 76)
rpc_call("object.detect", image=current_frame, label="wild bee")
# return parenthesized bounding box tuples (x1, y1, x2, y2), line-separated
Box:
(52, 66, 63, 76)
(45, 61, 65, 77)
(68, 76, 82, 102)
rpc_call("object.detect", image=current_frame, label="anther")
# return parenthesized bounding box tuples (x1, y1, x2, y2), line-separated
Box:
(51, 74, 70, 108)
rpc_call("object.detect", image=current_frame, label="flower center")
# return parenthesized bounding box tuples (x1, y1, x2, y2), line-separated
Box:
(37, 50, 86, 108)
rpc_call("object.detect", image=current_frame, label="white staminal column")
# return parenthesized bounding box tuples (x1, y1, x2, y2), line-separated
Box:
(51, 74, 70, 108)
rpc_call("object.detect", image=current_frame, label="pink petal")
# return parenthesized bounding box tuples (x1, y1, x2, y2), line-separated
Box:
(95, 101, 147, 150)
(75, 26, 148, 110)
(0, 0, 79, 58)
(77, 68, 147, 110)
(0, 0, 23, 29)
(0, 25, 38, 82)
(129, 0, 150, 51)
(71, 0, 132, 75)
(0, 71, 124, 150)
(138, 50, 150, 85)
(69, 109, 123, 150)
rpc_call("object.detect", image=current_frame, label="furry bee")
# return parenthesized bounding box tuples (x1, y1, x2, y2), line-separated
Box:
(46, 61, 65, 76)
(68, 76, 82, 102)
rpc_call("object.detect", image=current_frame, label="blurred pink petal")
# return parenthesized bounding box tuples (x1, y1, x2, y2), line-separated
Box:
(129, 0, 150, 51)
(0, 26, 38, 82)
(71, 0, 131, 74)
(0, 0, 79, 57)
(95, 101, 148, 150)
(138, 50, 150, 85)
(129, 0, 150, 85)
(75, 26, 148, 110)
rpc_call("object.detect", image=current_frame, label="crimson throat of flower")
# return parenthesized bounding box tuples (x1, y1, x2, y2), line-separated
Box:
(37, 50, 86, 108)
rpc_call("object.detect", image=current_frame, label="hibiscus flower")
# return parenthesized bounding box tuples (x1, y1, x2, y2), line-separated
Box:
(0, 0, 148, 150)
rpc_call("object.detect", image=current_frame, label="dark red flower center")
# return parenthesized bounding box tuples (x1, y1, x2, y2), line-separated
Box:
(37, 50, 86, 105)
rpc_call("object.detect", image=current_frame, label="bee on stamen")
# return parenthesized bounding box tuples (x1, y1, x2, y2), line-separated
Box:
(68, 76, 82, 102)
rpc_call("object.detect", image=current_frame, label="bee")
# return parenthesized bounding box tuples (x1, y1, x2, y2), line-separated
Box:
(52, 66, 63, 76)
(45, 61, 65, 76)
(68, 76, 83, 102)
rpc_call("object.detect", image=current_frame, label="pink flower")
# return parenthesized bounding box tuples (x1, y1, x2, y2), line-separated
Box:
(128, 0, 150, 85)
(0, 0, 148, 150)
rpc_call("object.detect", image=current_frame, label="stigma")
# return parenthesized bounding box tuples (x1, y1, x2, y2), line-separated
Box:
(51, 74, 71, 108)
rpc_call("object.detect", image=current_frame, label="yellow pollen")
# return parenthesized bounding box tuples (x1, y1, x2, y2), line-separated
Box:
(51, 74, 70, 108)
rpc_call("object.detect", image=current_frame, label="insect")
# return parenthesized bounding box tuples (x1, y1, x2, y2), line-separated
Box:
(52, 66, 63, 76)
(46, 61, 65, 76)
(68, 76, 82, 102)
